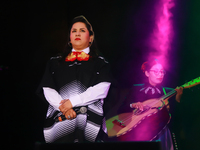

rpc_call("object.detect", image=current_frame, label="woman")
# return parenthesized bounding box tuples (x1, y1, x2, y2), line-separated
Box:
(119, 59, 183, 150)
(37, 15, 112, 143)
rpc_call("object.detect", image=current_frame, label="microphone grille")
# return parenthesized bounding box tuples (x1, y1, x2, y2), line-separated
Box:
(80, 107, 87, 114)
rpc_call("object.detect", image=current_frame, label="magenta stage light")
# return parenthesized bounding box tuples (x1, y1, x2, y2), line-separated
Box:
(147, 0, 175, 70)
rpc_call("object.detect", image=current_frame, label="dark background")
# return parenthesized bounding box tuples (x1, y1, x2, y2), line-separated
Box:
(1, 0, 200, 150)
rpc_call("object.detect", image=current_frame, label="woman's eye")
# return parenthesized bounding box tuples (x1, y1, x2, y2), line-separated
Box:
(72, 30, 76, 33)
(154, 71, 159, 74)
(81, 29, 85, 32)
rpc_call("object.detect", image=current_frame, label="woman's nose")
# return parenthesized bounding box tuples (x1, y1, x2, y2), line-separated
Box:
(76, 31, 80, 36)
(158, 72, 164, 77)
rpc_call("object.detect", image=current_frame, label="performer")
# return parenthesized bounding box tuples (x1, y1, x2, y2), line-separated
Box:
(37, 15, 112, 143)
(119, 59, 183, 150)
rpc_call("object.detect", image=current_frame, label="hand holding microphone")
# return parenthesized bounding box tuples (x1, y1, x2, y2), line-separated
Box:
(59, 99, 73, 115)
(55, 107, 87, 122)
(58, 99, 75, 120)
(63, 109, 77, 120)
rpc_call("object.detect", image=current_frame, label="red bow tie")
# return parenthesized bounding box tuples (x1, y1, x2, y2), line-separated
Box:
(65, 51, 90, 62)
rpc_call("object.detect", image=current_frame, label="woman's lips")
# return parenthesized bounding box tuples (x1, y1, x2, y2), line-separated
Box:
(157, 78, 163, 80)
(75, 38, 81, 40)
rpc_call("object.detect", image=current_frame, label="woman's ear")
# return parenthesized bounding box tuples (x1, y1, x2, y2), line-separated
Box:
(145, 71, 149, 77)
(89, 35, 94, 43)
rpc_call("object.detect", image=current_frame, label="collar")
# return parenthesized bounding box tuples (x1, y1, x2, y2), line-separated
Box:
(145, 82, 162, 88)
(72, 47, 90, 54)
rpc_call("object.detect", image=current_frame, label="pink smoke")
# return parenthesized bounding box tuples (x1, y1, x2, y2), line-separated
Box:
(148, 0, 175, 70)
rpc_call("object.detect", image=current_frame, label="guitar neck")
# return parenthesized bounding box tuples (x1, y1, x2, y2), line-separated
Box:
(161, 89, 177, 100)
(160, 76, 200, 100)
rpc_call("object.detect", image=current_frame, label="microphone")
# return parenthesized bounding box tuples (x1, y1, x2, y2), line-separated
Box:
(55, 107, 87, 122)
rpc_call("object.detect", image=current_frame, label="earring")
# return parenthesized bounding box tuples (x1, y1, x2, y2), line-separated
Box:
(68, 42, 72, 47)
(89, 42, 92, 47)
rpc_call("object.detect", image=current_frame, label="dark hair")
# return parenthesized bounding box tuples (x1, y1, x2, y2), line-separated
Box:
(62, 15, 99, 60)
(141, 58, 164, 72)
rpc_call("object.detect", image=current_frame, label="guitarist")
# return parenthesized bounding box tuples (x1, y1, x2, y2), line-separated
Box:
(118, 58, 183, 150)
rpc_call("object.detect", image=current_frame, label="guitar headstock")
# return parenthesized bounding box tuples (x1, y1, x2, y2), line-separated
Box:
(181, 77, 200, 89)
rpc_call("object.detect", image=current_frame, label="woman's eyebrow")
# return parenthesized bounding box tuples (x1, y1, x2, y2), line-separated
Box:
(72, 27, 86, 30)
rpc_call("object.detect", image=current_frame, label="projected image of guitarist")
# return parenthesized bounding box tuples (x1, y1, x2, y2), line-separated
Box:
(118, 58, 183, 150)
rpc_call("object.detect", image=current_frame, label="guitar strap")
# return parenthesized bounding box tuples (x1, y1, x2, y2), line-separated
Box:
(162, 87, 167, 95)
(162, 87, 171, 111)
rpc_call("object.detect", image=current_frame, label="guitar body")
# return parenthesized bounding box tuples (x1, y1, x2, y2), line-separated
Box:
(106, 99, 171, 141)
(106, 76, 200, 141)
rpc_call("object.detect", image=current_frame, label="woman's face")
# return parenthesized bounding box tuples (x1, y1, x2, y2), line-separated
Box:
(145, 63, 165, 86)
(70, 22, 93, 51)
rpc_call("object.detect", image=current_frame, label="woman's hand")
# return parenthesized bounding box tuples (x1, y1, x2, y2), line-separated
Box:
(175, 86, 183, 103)
(59, 99, 73, 115)
(163, 98, 170, 111)
(64, 108, 77, 120)
(130, 102, 144, 111)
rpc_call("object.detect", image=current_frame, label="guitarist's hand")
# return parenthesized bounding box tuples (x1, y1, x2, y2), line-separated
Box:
(175, 86, 183, 103)
(130, 102, 144, 111)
